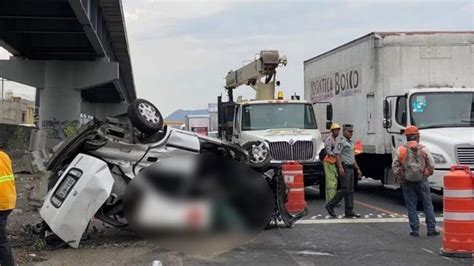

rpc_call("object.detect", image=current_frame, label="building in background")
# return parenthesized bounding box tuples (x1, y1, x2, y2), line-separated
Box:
(1, 90, 35, 125)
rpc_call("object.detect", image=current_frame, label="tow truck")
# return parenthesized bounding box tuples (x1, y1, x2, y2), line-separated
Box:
(217, 50, 326, 193)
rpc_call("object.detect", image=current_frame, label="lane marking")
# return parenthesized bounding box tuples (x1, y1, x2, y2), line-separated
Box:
(354, 199, 444, 232)
(306, 186, 444, 231)
(421, 248, 437, 255)
(294, 217, 444, 225)
(354, 200, 401, 216)
(288, 250, 335, 256)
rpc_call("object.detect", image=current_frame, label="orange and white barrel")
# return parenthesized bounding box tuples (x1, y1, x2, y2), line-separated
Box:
(440, 165, 474, 258)
(282, 161, 306, 215)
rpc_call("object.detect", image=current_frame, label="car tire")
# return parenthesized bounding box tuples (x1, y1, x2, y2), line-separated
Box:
(127, 99, 163, 135)
(242, 141, 272, 169)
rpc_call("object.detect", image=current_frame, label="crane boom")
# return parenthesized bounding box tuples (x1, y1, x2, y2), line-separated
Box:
(225, 50, 287, 101)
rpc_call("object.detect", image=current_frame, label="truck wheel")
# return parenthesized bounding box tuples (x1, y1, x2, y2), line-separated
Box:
(127, 99, 163, 135)
(242, 141, 271, 169)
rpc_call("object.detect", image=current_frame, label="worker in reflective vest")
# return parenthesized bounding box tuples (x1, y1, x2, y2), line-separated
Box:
(0, 144, 16, 266)
(323, 123, 341, 203)
(392, 126, 438, 237)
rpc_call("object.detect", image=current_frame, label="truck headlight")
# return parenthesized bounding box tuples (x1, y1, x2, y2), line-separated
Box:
(432, 153, 446, 164)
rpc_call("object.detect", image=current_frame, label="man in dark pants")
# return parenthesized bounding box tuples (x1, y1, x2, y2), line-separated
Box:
(392, 126, 439, 237)
(325, 124, 362, 218)
(0, 144, 16, 266)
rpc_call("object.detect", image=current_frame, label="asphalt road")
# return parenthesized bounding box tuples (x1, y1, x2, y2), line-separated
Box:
(35, 179, 473, 266)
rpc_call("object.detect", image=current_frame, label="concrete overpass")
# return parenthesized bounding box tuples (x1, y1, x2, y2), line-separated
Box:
(0, 0, 136, 129)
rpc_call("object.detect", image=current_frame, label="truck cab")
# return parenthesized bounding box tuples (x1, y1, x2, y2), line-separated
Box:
(383, 88, 474, 193)
(218, 95, 325, 186)
(218, 50, 325, 190)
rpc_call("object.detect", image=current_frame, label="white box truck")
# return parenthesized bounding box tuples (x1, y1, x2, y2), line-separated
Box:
(185, 114, 211, 136)
(304, 32, 474, 193)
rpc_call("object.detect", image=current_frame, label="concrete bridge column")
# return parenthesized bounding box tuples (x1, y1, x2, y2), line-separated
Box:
(39, 61, 82, 129)
(0, 58, 124, 143)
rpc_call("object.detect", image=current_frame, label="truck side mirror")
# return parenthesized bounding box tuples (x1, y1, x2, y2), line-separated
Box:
(326, 105, 333, 121)
(326, 121, 332, 130)
(383, 99, 391, 119)
(383, 99, 392, 129)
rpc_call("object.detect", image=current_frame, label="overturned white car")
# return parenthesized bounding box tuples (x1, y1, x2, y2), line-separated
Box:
(38, 99, 296, 249)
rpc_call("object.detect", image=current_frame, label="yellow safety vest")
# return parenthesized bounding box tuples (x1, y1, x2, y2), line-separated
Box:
(0, 151, 16, 210)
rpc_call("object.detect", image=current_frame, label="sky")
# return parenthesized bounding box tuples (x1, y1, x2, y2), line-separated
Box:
(1, 0, 473, 116)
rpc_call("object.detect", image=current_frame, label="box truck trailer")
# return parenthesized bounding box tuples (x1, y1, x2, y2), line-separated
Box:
(304, 32, 474, 194)
(185, 114, 211, 136)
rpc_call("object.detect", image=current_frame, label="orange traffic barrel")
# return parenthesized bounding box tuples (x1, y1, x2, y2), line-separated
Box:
(282, 161, 306, 214)
(440, 165, 474, 258)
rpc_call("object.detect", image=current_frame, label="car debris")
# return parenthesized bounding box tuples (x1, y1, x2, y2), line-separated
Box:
(35, 99, 305, 251)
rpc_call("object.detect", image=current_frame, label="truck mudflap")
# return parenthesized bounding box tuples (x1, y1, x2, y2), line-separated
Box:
(40, 154, 114, 248)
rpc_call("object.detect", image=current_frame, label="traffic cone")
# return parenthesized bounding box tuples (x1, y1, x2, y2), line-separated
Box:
(440, 165, 474, 258)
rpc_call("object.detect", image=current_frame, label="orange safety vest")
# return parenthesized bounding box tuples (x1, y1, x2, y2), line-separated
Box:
(0, 151, 16, 210)
(398, 142, 433, 177)
(323, 135, 337, 164)
(398, 141, 420, 163)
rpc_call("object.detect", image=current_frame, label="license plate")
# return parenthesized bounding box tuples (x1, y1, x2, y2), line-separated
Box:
(56, 175, 76, 199)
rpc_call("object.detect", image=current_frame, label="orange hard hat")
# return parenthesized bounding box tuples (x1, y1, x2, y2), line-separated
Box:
(404, 126, 419, 136)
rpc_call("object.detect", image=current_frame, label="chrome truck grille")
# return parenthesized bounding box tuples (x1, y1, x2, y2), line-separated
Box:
(457, 146, 474, 165)
(269, 141, 314, 161)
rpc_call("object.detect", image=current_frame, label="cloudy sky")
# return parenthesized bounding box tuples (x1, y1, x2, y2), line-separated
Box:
(1, 0, 473, 116)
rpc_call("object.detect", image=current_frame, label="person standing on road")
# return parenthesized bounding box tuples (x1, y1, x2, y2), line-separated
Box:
(392, 126, 439, 237)
(325, 124, 362, 218)
(323, 123, 341, 203)
(0, 144, 16, 266)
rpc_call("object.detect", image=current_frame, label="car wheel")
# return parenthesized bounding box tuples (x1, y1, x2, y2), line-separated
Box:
(242, 141, 272, 169)
(127, 99, 163, 135)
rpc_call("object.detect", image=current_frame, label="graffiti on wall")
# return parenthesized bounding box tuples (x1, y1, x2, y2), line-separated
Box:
(42, 118, 80, 139)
